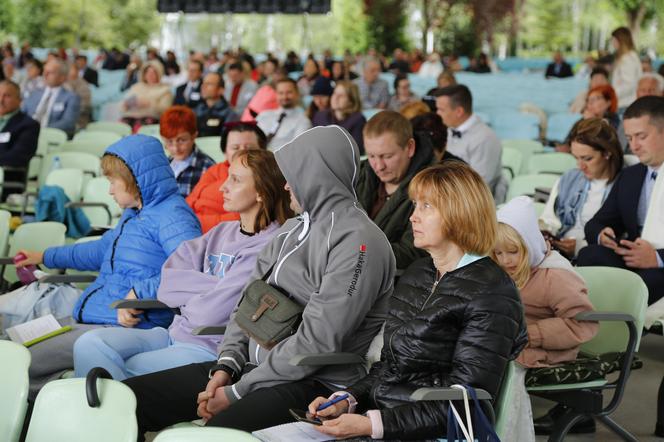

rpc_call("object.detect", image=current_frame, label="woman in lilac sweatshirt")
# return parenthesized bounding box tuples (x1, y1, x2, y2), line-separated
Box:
(72, 149, 293, 380)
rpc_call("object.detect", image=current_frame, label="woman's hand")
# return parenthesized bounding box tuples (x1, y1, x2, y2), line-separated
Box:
(117, 289, 142, 327)
(552, 238, 576, 258)
(15, 250, 43, 268)
(315, 414, 372, 439)
(308, 396, 349, 419)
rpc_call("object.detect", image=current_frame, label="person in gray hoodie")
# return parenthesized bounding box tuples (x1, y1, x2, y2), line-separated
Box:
(124, 125, 396, 437)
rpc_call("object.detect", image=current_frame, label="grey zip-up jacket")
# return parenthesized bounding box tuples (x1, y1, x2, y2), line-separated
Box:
(218, 125, 396, 403)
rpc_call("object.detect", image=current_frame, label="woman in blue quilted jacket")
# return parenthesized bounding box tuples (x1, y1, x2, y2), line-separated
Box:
(16, 134, 202, 396)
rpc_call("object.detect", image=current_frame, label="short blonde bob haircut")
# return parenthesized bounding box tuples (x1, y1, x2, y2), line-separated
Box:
(492, 223, 531, 289)
(408, 161, 496, 255)
(101, 154, 141, 202)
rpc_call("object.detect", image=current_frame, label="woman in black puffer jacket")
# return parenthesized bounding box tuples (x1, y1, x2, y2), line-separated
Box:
(308, 162, 528, 441)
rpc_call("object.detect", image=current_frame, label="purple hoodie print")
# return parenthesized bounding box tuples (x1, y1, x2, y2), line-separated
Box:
(158, 221, 280, 354)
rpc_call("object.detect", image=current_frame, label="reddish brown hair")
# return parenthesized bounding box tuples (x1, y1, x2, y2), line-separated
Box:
(588, 85, 618, 114)
(160, 105, 197, 138)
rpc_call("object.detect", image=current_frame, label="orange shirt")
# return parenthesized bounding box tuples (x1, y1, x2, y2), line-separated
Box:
(186, 161, 240, 233)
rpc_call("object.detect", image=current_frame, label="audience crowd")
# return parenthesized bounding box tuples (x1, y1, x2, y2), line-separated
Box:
(1, 24, 664, 440)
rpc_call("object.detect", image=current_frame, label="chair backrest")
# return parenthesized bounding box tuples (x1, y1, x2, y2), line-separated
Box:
(154, 427, 260, 441)
(501, 139, 545, 174)
(493, 361, 516, 440)
(506, 174, 558, 201)
(547, 113, 579, 142)
(575, 266, 648, 354)
(4, 222, 67, 284)
(137, 124, 161, 137)
(196, 137, 225, 163)
(38, 127, 68, 153)
(0, 341, 31, 442)
(81, 177, 122, 226)
(0, 209, 11, 257)
(623, 154, 639, 166)
(501, 147, 523, 179)
(362, 108, 382, 120)
(86, 122, 132, 137)
(492, 112, 540, 140)
(45, 168, 85, 202)
(39, 152, 101, 187)
(70, 131, 122, 157)
(25, 377, 138, 442)
(527, 152, 577, 175)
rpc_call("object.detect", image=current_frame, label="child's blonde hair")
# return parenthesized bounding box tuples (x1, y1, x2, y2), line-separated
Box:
(492, 222, 531, 289)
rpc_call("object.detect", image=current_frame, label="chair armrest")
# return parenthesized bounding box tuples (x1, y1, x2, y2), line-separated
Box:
(574, 311, 635, 322)
(534, 187, 552, 202)
(38, 274, 97, 284)
(0, 257, 15, 265)
(289, 353, 364, 367)
(110, 299, 170, 309)
(192, 326, 227, 335)
(0, 181, 26, 190)
(66, 202, 112, 224)
(410, 387, 492, 401)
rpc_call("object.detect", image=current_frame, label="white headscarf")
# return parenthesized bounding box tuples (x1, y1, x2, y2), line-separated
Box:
(497, 196, 574, 271)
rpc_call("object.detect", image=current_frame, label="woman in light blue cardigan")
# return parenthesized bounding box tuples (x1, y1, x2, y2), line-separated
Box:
(540, 118, 624, 258)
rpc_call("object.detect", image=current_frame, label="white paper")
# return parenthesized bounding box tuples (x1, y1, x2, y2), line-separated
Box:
(253, 421, 332, 442)
(6, 314, 62, 344)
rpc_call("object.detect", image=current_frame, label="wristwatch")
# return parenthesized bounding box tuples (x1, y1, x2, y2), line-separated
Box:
(208, 363, 239, 382)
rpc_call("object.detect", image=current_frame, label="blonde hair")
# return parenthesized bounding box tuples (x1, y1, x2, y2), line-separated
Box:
(400, 101, 430, 120)
(101, 154, 141, 202)
(492, 222, 531, 289)
(408, 162, 497, 255)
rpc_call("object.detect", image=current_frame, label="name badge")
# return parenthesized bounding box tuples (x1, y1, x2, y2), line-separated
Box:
(0, 132, 10, 143)
(53, 102, 65, 112)
(190, 92, 201, 101)
(207, 118, 220, 127)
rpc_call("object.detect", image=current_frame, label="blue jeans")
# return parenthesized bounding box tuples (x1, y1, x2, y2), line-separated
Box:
(73, 326, 216, 380)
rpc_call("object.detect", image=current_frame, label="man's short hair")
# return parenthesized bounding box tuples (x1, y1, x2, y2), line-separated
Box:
(227, 62, 243, 72)
(433, 84, 473, 114)
(206, 71, 225, 89)
(639, 72, 664, 93)
(590, 66, 609, 79)
(624, 96, 664, 129)
(75, 55, 88, 62)
(363, 110, 413, 147)
(0, 80, 21, 98)
(189, 59, 204, 72)
(276, 77, 298, 91)
(26, 58, 43, 73)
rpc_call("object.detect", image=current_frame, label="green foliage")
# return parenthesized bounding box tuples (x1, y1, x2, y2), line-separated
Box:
(0, 0, 14, 38)
(13, 0, 52, 47)
(109, 0, 161, 48)
(333, 0, 369, 53)
(436, 3, 479, 55)
(520, 0, 574, 51)
(364, 0, 410, 52)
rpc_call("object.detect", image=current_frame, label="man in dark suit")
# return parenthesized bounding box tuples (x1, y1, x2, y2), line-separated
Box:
(577, 96, 664, 304)
(0, 80, 40, 196)
(174, 60, 203, 108)
(21, 59, 80, 137)
(193, 72, 238, 137)
(545, 51, 574, 79)
(74, 55, 99, 88)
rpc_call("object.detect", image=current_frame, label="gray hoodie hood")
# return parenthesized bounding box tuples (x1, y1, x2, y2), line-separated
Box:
(275, 125, 360, 221)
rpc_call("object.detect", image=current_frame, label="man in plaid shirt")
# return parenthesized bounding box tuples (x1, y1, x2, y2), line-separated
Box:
(161, 106, 216, 197)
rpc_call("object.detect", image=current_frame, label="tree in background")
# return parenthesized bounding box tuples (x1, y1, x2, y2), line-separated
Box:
(14, 0, 52, 47)
(363, 0, 410, 53)
(334, 0, 369, 54)
(0, 0, 14, 41)
(608, 0, 664, 42)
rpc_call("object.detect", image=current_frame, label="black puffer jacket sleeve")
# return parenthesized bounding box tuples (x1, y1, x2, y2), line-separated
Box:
(380, 293, 526, 440)
(346, 360, 384, 407)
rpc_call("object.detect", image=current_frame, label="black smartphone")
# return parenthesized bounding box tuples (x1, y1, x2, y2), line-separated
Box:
(605, 233, 628, 248)
(289, 408, 323, 425)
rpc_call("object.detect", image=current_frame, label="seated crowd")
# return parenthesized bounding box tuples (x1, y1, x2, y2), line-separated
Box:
(1, 32, 664, 441)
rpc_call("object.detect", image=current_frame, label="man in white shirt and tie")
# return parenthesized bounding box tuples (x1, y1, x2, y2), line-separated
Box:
(434, 84, 504, 200)
(256, 78, 311, 150)
(21, 58, 80, 137)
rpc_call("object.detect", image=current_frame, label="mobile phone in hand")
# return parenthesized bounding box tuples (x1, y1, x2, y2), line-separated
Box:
(605, 233, 628, 248)
(289, 408, 323, 425)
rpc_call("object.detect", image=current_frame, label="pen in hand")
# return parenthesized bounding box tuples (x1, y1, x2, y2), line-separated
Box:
(316, 393, 349, 412)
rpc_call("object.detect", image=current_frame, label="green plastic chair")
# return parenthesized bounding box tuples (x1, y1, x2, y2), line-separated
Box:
(527, 266, 648, 442)
(494, 361, 516, 440)
(138, 124, 161, 137)
(70, 131, 122, 157)
(0, 341, 31, 442)
(25, 369, 138, 442)
(0, 221, 66, 286)
(501, 139, 545, 174)
(527, 152, 577, 175)
(38, 127, 68, 153)
(0, 209, 11, 256)
(39, 152, 101, 188)
(196, 136, 225, 163)
(506, 173, 558, 201)
(68, 177, 121, 227)
(45, 168, 85, 202)
(154, 427, 260, 441)
(86, 122, 132, 137)
(502, 146, 523, 179)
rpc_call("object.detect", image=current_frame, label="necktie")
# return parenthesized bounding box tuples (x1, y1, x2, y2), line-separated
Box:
(33, 89, 53, 126)
(266, 112, 287, 144)
(451, 129, 462, 138)
(652, 171, 658, 180)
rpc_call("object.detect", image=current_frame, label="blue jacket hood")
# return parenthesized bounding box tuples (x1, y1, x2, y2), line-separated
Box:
(104, 135, 179, 209)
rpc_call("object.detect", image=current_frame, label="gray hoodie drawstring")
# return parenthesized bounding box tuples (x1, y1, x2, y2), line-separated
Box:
(297, 211, 310, 241)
